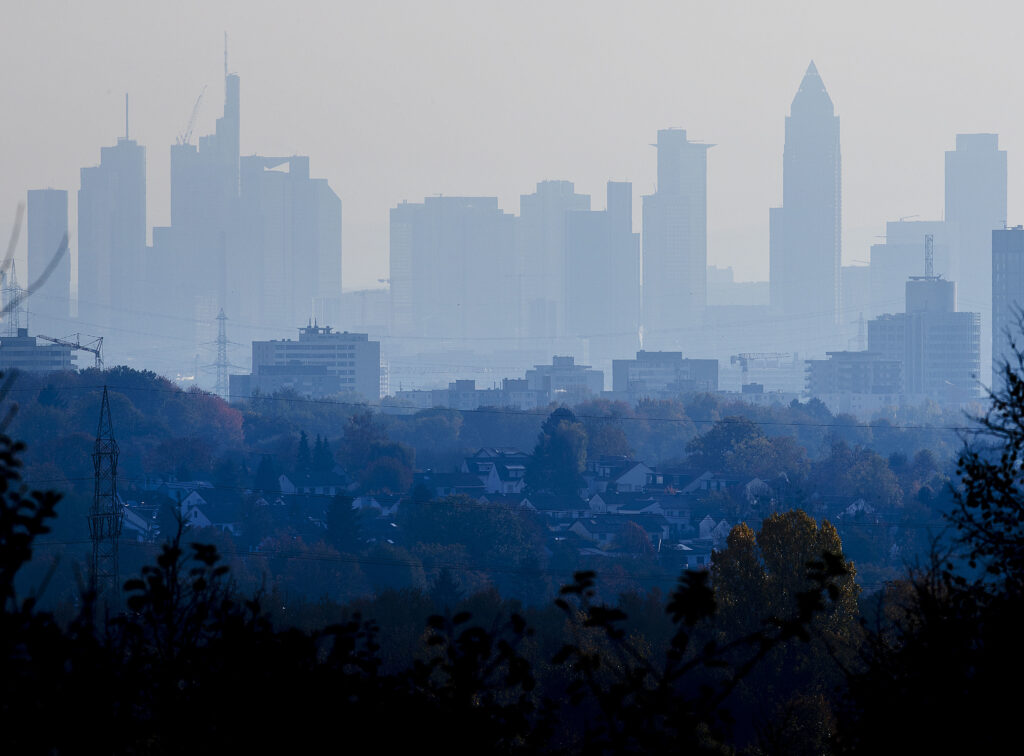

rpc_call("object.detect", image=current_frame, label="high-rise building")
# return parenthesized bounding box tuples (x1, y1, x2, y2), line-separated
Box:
(232, 155, 341, 329)
(642, 129, 710, 349)
(78, 127, 146, 336)
(389, 196, 516, 342)
(868, 275, 980, 403)
(769, 61, 841, 333)
(992, 226, 1024, 386)
(26, 188, 71, 334)
(142, 65, 343, 380)
(946, 133, 1007, 386)
(156, 69, 242, 332)
(517, 180, 590, 340)
(869, 220, 951, 319)
(564, 181, 640, 363)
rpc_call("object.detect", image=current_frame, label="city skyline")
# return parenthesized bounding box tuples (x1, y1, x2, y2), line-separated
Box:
(4, 1, 1024, 292)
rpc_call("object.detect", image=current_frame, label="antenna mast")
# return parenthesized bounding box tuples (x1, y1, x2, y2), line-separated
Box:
(924, 233, 935, 278)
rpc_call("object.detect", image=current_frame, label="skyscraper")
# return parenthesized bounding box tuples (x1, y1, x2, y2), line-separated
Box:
(769, 61, 841, 334)
(78, 127, 146, 336)
(565, 181, 640, 364)
(166, 69, 241, 314)
(991, 226, 1024, 387)
(232, 155, 342, 329)
(26, 188, 70, 334)
(946, 133, 1007, 387)
(389, 196, 516, 342)
(642, 129, 710, 349)
(517, 180, 590, 340)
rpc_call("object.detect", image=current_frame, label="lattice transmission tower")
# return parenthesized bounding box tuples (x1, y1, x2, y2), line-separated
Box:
(2, 260, 28, 336)
(89, 386, 123, 599)
(203, 308, 241, 399)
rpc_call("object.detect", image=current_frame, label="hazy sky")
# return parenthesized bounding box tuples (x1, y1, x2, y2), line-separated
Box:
(3, 0, 1022, 291)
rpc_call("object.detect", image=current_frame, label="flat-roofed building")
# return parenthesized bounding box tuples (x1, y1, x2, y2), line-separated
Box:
(230, 324, 380, 402)
(0, 328, 74, 374)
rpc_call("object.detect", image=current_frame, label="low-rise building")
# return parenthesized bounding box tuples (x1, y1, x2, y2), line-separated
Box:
(0, 328, 75, 373)
(805, 351, 902, 396)
(525, 355, 604, 399)
(230, 324, 381, 401)
(611, 350, 718, 398)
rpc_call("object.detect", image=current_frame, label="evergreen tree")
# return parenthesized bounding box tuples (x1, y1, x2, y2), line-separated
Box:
(525, 407, 587, 496)
(313, 434, 334, 473)
(295, 430, 312, 476)
(254, 454, 279, 494)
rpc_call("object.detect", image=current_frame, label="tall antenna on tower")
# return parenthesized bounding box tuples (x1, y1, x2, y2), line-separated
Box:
(89, 386, 123, 601)
(224, 31, 229, 78)
(125, 92, 129, 140)
(924, 233, 935, 278)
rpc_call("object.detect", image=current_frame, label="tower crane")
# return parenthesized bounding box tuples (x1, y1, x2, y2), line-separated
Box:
(37, 333, 103, 370)
(730, 352, 791, 387)
(176, 85, 207, 146)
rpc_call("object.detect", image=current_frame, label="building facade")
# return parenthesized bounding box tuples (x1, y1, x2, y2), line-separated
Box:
(389, 196, 516, 342)
(564, 181, 640, 363)
(868, 277, 980, 403)
(27, 189, 71, 335)
(769, 62, 841, 333)
(805, 351, 902, 396)
(517, 180, 591, 340)
(231, 324, 380, 401)
(78, 131, 146, 336)
(0, 328, 74, 373)
(642, 129, 710, 349)
(946, 134, 1007, 388)
(992, 226, 1024, 385)
(611, 350, 718, 397)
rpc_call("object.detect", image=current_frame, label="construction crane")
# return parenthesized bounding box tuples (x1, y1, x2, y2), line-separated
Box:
(176, 85, 207, 146)
(730, 352, 792, 387)
(37, 333, 103, 370)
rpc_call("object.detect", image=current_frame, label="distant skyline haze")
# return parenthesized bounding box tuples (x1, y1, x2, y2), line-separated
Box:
(2, 1, 1022, 291)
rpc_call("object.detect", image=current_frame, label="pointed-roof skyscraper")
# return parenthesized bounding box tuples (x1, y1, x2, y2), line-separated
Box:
(770, 61, 842, 341)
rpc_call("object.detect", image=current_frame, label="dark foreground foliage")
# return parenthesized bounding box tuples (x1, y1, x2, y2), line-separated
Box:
(6, 345, 1024, 752)
(1, 431, 859, 754)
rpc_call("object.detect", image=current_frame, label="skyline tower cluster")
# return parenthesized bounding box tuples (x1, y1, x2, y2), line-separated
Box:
(24, 56, 342, 378)
(12, 56, 1020, 406)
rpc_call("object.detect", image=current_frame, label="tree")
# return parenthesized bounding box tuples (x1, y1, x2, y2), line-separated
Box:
(326, 493, 361, 553)
(614, 520, 656, 558)
(338, 410, 388, 471)
(686, 416, 764, 470)
(254, 454, 279, 494)
(525, 407, 587, 496)
(313, 434, 334, 473)
(359, 455, 412, 494)
(711, 510, 860, 747)
(294, 430, 312, 476)
(838, 325, 1024, 752)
